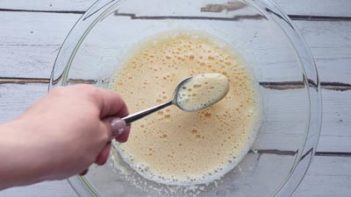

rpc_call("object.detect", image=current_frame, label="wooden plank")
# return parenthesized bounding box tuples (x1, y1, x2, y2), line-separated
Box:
(0, 0, 92, 12)
(253, 87, 350, 153)
(276, 0, 351, 18)
(294, 156, 351, 196)
(0, 0, 351, 18)
(317, 90, 351, 153)
(0, 155, 350, 196)
(255, 88, 351, 153)
(0, 12, 80, 79)
(0, 84, 47, 123)
(0, 83, 350, 153)
(0, 180, 76, 197)
(0, 12, 350, 83)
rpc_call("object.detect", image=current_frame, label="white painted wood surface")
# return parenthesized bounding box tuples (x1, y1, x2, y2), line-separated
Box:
(0, 0, 350, 196)
(294, 156, 351, 197)
(0, 180, 74, 197)
(1, 156, 350, 197)
(0, 13, 350, 82)
(1, 0, 351, 17)
(0, 12, 80, 78)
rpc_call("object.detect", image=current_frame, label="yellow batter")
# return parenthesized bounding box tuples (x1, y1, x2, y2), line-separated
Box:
(111, 32, 260, 185)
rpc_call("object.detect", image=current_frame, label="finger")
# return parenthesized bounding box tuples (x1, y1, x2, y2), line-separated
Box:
(95, 143, 111, 165)
(110, 118, 131, 142)
(94, 88, 131, 141)
(101, 118, 131, 144)
(110, 118, 128, 136)
(115, 126, 130, 142)
(115, 119, 130, 142)
(96, 88, 129, 119)
(79, 169, 88, 176)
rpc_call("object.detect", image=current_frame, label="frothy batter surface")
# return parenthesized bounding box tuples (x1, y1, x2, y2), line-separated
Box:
(111, 32, 260, 185)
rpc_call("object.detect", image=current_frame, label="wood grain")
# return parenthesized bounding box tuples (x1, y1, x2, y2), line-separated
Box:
(0, 155, 350, 197)
(0, 0, 351, 18)
(0, 12, 79, 79)
(276, 0, 351, 18)
(0, 0, 90, 12)
(0, 84, 47, 123)
(294, 156, 351, 196)
(0, 180, 75, 197)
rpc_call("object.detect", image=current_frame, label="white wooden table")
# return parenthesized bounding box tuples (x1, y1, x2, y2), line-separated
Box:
(0, 0, 350, 196)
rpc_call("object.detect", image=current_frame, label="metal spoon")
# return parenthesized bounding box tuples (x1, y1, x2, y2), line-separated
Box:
(121, 73, 229, 124)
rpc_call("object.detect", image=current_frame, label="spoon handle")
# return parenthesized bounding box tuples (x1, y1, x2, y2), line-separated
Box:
(122, 100, 173, 124)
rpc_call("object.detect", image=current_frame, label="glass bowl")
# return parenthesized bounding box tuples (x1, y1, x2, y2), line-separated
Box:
(50, 0, 321, 196)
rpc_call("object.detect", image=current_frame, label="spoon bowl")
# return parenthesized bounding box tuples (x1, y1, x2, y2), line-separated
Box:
(121, 73, 229, 124)
(174, 73, 230, 112)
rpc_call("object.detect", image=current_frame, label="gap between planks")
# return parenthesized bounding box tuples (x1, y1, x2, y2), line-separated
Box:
(0, 8, 351, 22)
(1, 77, 350, 91)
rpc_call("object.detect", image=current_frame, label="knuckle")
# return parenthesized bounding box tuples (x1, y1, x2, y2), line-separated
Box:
(50, 86, 66, 96)
(77, 84, 99, 97)
(50, 85, 100, 101)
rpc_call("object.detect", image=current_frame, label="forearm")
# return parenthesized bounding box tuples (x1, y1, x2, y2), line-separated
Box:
(0, 119, 47, 190)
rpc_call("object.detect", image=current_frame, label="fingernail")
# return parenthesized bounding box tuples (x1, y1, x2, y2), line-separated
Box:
(79, 169, 88, 176)
(111, 118, 127, 136)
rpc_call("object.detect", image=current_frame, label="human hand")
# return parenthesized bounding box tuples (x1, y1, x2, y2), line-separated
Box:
(0, 84, 130, 188)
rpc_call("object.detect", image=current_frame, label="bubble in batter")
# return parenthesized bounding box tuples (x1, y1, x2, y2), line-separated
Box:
(111, 31, 261, 186)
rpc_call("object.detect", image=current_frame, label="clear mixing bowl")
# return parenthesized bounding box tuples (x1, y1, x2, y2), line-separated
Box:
(50, 0, 322, 196)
